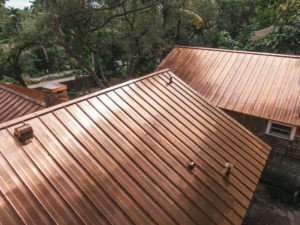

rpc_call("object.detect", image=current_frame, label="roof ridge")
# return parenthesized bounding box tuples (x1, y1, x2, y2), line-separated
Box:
(0, 85, 45, 107)
(174, 45, 300, 59)
(0, 69, 171, 129)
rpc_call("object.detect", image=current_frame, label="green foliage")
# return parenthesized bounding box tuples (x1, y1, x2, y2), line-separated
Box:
(218, 31, 243, 49)
(0, 0, 298, 86)
(0, 0, 76, 84)
(250, 0, 300, 53)
(68, 89, 81, 99)
(216, 0, 251, 37)
(0, 47, 12, 80)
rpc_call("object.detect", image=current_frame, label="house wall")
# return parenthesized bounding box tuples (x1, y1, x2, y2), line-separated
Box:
(224, 110, 300, 191)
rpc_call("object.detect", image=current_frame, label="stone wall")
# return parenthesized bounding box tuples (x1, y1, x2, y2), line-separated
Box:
(224, 110, 300, 191)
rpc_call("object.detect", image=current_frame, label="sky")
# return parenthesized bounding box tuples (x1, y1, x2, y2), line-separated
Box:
(5, 0, 32, 9)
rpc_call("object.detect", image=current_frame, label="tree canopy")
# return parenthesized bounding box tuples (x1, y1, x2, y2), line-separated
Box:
(0, 0, 299, 86)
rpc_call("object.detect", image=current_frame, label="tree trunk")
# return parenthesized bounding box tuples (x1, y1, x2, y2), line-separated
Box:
(9, 47, 27, 87)
(162, 4, 168, 34)
(94, 52, 108, 85)
(127, 55, 136, 76)
(13, 64, 27, 87)
(56, 35, 104, 87)
(51, 9, 104, 88)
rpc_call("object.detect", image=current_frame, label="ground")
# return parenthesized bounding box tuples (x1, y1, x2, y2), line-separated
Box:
(29, 70, 74, 82)
(244, 183, 300, 225)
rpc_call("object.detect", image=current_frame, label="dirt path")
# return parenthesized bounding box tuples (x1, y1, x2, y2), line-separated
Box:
(30, 70, 74, 82)
(28, 76, 76, 89)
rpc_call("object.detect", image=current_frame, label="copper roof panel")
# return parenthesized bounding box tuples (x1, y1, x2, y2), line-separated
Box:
(0, 84, 45, 123)
(157, 46, 300, 126)
(0, 83, 44, 102)
(0, 70, 270, 225)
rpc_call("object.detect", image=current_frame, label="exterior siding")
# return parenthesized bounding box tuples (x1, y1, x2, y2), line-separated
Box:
(224, 110, 300, 190)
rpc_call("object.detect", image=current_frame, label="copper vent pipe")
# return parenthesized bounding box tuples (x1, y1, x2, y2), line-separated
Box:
(167, 76, 173, 85)
(187, 161, 196, 171)
(223, 162, 233, 178)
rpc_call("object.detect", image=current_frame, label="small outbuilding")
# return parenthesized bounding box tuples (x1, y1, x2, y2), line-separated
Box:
(0, 82, 46, 123)
(0, 82, 69, 124)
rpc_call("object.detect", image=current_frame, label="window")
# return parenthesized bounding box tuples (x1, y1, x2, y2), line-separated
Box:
(266, 121, 297, 140)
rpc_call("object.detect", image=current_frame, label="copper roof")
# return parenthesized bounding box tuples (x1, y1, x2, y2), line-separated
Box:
(0, 83, 45, 102)
(157, 46, 300, 126)
(0, 69, 270, 225)
(0, 83, 45, 123)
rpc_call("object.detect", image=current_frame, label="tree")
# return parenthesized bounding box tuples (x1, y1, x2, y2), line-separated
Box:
(46, 0, 161, 87)
(0, 1, 54, 86)
(1, 0, 298, 87)
(256, 0, 300, 53)
(47, 0, 206, 85)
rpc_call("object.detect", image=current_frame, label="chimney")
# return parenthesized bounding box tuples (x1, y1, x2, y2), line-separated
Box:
(42, 83, 69, 107)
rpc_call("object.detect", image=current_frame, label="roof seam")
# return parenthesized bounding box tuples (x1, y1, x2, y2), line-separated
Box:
(168, 72, 271, 151)
(99, 93, 241, 224)
(114, 87, 255, 195)
(64, 105, 162, 224)
(50, 109, 140, 225)
(122, 80, 251, 214)
(36, 115, 115, 225)
(91, 97, 207, 225)
(122, 83, 242, 224)
(0, 145, 57, 224)
(140, 78, 261, 180)
(154, 74, 264, 164)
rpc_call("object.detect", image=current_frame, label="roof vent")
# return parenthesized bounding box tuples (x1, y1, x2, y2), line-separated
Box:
(187, 161, 196, 171)
(223, 162, 233, 178)
(14, 124, 33, 144)
(167, 76, 173, 85)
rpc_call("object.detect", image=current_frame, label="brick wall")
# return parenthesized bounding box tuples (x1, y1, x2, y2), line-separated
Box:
(224, 110, 300, 191)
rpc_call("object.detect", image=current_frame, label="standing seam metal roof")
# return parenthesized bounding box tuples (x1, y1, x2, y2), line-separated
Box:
(157, 46, 300, 126)
(0, 69, 270, 225)
(0, 83, 45, 123)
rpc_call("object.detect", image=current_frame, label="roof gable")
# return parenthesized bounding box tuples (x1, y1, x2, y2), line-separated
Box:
(0, 83, 45, 123)
(0, 70, 270, 225)
(157, 46, 300, 126)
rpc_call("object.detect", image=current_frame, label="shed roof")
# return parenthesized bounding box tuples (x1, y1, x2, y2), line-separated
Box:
(0, 83, 45, 123)
(157, 46, 300, 126)
(0, 69, 270, 225)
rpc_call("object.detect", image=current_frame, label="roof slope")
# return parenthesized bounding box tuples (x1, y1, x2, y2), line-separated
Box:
(0, 83, 45, 123)
(0, 70, 270, 225)
(0, 83, 45, 102)
(157, 46, 300, 126)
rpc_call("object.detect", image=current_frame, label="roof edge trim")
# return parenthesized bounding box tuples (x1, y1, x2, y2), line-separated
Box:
(223, 107, 300, 128)
(174, 45, 300, 59)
